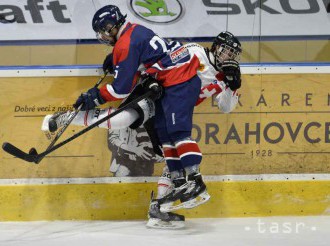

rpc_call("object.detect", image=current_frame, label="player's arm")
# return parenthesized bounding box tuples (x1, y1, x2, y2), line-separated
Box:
(195, 80, 225, 106)
(102, 53, 115, 74)
(215, 87, 239, 113)
(196, 84, 239, 113)
(221, 60, 241, 91)
(215, 60, 241, 113)
(100, 45, 141, 102)
(73, 44, 141, 111)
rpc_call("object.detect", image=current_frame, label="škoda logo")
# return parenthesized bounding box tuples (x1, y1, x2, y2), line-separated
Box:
(130, 0, 184, 24)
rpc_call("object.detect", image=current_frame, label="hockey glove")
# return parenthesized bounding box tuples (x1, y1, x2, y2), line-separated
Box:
(141, 75, 163, 101)
(102, 53, 115, 74)
(221, 60, 241, 91)
(74, 87, 106, 111)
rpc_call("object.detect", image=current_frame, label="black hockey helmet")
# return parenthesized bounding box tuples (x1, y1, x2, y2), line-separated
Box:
(92, 5, 127, 46)
(211, 31, 242, 70)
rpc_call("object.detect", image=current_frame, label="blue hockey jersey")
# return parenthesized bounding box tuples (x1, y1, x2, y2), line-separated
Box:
(100, 22, 180, 101)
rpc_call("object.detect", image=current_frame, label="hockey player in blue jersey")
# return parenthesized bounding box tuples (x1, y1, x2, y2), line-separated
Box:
(43, 5, 185, 229)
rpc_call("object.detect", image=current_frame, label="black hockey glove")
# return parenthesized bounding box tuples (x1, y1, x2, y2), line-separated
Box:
(221, 60, 241, 91)
(73, 87, 106, 111)
(141, 75, 163, 101)
(102, 53, 115, 74)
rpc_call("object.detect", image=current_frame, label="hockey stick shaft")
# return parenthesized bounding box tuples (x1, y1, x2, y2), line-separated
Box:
(37, 91, 152, 157)
(35, 71, 109, 163)
(44, 71, 110, 142)
(3, 90, 153, 163)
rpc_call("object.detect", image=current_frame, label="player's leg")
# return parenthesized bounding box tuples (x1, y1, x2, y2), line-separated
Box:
(146, 102, 185, 229)
(154, 99, 187, 200)
(157, 76, 210, 211)
(147, 166, 185, 229)
(41, 98, 154, 132)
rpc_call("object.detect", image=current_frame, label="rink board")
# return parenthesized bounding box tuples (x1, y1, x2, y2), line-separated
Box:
(0, 179, 329, 221)
(1, 74, 330, 178)
(1, 72, 330, 221)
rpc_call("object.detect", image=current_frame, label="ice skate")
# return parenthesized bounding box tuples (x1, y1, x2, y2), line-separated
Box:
(146, 192, 185, 229)
(41, 111, 74, 133)
(160, 173, 210, 212)
(179, 172, 210, 209)
(159, 177, 189, 209)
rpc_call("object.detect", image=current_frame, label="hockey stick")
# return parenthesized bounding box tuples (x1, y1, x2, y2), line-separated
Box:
(2, 88, 157, 164)
(44, 71, 109, 141)
(35, 71, 110, 163)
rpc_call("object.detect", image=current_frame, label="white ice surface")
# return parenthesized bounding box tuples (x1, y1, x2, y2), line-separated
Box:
(0, 216, 329, 246)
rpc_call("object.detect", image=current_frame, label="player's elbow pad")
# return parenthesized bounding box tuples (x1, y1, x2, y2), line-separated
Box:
(216, 88, 239, 113)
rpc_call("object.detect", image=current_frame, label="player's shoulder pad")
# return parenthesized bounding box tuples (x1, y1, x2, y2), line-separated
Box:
(184, 43, 204, 50)
(113, 25, 140, 63)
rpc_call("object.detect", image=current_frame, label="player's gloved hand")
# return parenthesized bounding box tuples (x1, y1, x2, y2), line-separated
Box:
(141, 75, 163, 100)
(221, 60, 241, 91)
(73, 87, 106, 110)
(102, 53, 115, 74)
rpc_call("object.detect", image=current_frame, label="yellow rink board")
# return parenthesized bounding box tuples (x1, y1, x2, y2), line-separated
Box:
(1, 74, 330, 178)
(0, 73, 330, 221)
(0, 180, 329, 221)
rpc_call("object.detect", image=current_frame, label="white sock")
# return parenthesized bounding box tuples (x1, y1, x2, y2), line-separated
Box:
(156, 166, 173, 199)
(71, 108, 139, 129)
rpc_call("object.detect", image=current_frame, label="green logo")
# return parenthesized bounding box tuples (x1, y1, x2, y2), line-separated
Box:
(136, 0, 176, 17)
(130, 0, 183, 23)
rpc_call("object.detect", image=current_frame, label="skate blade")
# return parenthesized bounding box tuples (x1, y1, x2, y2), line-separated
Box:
(183, 191, 211, 209)
(159, 202, 185, 213)
(160, 191, 211, 212)
(146, 218, 185, 229)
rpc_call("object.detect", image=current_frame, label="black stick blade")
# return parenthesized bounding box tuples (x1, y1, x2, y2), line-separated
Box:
(29, 148, 38, 155)
(2, 142, 37, 162)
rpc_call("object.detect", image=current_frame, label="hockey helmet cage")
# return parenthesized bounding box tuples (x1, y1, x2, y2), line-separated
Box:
(211, 31, 242, 70)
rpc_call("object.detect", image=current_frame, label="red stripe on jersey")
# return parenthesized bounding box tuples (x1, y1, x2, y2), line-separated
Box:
(99, 84, 122, 101)
(131, 71, 141, 91)
(113, 23, 138, 65)
(163, 146, 179, 158)
(176, 142, 201, 156)
(154, 55, 200, 87)
(195, 98, 204, 106)
(99, 71, 140, 102)
(196, 82, 223, 106)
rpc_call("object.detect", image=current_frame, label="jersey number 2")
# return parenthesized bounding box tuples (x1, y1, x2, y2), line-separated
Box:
(150, 36, 179, 52)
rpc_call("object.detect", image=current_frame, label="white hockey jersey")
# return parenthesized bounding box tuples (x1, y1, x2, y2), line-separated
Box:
(146, 43, 239, 113)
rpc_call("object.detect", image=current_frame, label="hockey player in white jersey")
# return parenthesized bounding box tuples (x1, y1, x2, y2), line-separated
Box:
(144, 31, 242, 216)
(145, 32, 242, 229)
